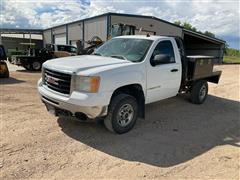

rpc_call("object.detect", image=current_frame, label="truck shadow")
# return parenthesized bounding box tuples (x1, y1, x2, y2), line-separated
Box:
(57, 95, 240, 167)
(16, 70, 41, 73)
(0, 77, 25, 85)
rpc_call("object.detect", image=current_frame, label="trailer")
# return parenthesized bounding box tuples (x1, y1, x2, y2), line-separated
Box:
(11, 44, 77, 71)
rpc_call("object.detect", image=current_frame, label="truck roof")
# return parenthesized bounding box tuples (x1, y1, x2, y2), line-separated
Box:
(114, 35, 172, 41)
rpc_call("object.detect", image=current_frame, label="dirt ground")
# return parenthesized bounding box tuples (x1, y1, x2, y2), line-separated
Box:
(0, 64, 239, 179)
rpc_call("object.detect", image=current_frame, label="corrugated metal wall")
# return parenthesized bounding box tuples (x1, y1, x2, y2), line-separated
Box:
(44, 16, 107, 47)
(43, 29, 51, 46)
(110, 15, 182, 37)
(52, 26, 66, 35)
(84, 16, 107, 46)
(43, 14, 182, 47)
(68, 22, 83, 43)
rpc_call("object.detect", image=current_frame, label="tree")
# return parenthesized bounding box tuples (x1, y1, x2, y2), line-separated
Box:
(174, 20, 181, 26)
(224, 43, 229, 54)
(174, 21, 197, 32)
(182, 22, 197, 32)
(204, 31, 215, 38)
(174, 21, 215, 38)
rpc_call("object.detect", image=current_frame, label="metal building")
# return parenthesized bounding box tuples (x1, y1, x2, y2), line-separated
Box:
(43, 13, 225, 62)
(0, 13, 225, 62)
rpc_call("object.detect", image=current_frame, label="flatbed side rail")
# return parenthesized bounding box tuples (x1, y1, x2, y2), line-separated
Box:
(190, 71, 222, 84)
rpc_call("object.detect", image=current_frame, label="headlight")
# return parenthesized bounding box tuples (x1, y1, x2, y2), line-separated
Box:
(73, 76, 100, 93)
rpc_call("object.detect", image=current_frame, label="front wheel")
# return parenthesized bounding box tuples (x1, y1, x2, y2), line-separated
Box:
(190, 80, 208, 104)
(104, 94, 138, 134)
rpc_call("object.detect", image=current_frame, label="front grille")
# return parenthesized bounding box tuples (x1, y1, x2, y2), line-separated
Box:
(43, 68, 71, 94)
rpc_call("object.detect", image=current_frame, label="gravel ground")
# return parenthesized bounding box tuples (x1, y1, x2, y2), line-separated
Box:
(0, 64, 239, 179)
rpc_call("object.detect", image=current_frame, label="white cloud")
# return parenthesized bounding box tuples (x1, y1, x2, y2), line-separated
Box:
(0, 0, 90, 28)
(96, 0, 239, 38)
(0, 0, 239, 48)
(134, 0, 239, 37)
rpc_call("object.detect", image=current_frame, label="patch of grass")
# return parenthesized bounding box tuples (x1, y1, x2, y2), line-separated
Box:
(223, 56, 240, 64)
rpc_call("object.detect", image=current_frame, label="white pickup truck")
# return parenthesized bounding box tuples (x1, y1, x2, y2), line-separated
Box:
(38, 35, 221, 134)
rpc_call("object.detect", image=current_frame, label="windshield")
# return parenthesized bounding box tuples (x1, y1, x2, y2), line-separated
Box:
(94, 38, 153, 62)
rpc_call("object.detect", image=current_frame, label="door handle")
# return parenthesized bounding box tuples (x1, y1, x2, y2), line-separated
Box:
(171, 69, 178, 72)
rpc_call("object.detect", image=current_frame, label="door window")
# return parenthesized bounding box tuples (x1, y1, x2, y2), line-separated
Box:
(57, 45, 76, 53)
(151, 40, 175, 64)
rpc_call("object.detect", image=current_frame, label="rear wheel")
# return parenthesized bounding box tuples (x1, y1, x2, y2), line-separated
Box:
(32, 61, 42, 71)
(190, 80, 208, 104)
(104, 94, 138, 134)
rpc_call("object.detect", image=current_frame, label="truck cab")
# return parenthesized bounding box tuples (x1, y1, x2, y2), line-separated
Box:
(46, 44, 77, 57)
(38, 35, 221, 134)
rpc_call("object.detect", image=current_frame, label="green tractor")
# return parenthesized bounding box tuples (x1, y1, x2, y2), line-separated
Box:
(110, 23, 136, 39)
(76, 24, 136, 55)
(0, 45, 9, 78)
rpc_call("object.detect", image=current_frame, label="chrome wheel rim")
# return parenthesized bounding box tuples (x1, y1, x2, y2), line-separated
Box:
(199, 85, 207, 101)
(117, 104, 134, 127)
(32, 62, 41, 70)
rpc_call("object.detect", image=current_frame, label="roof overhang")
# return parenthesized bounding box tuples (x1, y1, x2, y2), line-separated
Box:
(183, 29, 225, 45)
(0, 28, 43, 34)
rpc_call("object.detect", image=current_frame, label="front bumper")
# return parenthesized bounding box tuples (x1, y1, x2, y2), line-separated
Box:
(38, 79, 110, 119)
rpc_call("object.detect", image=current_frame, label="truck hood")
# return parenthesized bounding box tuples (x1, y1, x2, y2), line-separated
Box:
(43, 55, 131, 73)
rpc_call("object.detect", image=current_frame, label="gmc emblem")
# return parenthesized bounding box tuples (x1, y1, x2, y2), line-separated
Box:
(46, 75, 58, 85)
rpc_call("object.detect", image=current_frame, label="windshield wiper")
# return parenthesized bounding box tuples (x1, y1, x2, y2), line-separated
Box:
(110, 55, 127, 60)
(92, 52, 102, 56)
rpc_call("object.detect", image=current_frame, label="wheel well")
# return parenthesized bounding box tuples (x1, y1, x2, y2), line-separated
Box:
(111, 84, 145, 118)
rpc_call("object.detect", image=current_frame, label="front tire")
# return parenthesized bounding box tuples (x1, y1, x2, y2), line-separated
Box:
(190, 80, 208, 104)
(104, 94, 138, 134)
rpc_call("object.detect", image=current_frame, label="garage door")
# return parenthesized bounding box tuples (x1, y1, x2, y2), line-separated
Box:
(54, 34, 66, 45)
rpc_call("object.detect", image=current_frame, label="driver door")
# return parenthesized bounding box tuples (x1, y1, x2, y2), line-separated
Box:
(146, 40, 181, 103)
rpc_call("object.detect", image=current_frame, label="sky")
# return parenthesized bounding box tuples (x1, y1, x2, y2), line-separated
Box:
(0, 0, 239, 49)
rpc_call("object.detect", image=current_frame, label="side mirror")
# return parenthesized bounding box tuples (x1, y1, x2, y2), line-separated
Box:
(151, 54, 170, 66)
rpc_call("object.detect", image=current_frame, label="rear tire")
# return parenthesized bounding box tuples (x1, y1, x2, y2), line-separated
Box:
(104, 94, 138, 134)
(190, 80, 208, 104)
(32, 61, 42, 71)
